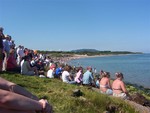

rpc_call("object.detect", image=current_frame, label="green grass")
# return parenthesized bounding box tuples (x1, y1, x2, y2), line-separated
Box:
(0, 72, 138, 113)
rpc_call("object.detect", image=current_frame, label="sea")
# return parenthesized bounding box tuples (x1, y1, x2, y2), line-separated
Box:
(68, 53, 150, 88)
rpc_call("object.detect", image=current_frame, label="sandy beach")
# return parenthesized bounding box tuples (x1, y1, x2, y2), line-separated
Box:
(63, 54, 130, 62)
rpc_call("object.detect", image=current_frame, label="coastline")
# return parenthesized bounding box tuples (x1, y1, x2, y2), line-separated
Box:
(63, 54, 150, 90)
(65, 53, 134, 62)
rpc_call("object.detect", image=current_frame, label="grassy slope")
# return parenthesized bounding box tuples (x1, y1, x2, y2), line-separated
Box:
(0, 72, 137, 113)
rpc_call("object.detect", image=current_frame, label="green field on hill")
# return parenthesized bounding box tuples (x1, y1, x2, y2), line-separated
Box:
(0, 72, 139, 113)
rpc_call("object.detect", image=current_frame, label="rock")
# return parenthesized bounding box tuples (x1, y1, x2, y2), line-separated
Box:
(72, 89, 82, 97)
(106, 104, 118, 113)
(125, 100, 150, 113)
(131, 93, 150, 107)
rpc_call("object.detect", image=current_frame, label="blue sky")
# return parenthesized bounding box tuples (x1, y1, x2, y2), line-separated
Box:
(0, 0, 150, 52)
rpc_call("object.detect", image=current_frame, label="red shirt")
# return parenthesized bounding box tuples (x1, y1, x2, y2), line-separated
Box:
(7, 55, 17, 69)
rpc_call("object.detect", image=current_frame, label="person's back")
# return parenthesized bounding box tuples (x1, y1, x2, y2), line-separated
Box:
(7, 49, 20, 73)
(74, 67, 83, 84)
(100, 77, 109, 88)
(62, 70, 70, 83)
(112, 79, 123, 94)
(21, 56, 34, 76)
(3, 36, 10, 54)
(55, 66, 63, 78)
(47, 64, 56, 78)
(62, 65, 76, 84)
(21, 60, 29, 74)
(99, 72, 112, 95)
(112, 72, 128, 99)
(82, 66, 94, 85)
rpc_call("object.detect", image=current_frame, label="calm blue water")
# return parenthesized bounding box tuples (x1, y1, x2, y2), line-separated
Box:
(68, 54, 150, 88)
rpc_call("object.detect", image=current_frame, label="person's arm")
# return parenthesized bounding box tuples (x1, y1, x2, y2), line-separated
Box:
(0, 89, 53, 113)
(68, 75, 73, 81)
(120, 82, 128, 94)
(0, 77, 39, 100)
(90, 73, 95, 84)
(108, 79, 112, 89)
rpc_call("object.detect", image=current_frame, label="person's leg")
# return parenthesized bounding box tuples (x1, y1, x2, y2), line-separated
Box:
(120, 93, 127, 99)
(2, 51, 7, 71)
(27, 71, 35, 76)
(0, 107, 36, 113)
(113, 92, 127, 99)
(68, 81, 76, 84)
(106, 89, 113, 95)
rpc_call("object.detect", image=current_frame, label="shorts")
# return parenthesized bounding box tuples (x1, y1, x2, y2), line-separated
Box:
(113, 93, 127, 99)
(101, 89, 113, 95)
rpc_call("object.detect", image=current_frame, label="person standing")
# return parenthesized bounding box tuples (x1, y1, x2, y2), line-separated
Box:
(0, 27, 5, 72)
(2, 35, 11, 71)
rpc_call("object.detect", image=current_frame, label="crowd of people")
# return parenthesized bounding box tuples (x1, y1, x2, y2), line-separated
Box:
(0, 27, 53, 113)
(0, 26, 130, 112)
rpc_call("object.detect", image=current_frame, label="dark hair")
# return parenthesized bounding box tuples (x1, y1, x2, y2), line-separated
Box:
(102, 71, 110, 78)
(115, 72, 124, 79)
(64, 65, 72, 72)
(76, 66, 83, 72)
(0, 27, 4, 31)
(23, 55, 31, 61)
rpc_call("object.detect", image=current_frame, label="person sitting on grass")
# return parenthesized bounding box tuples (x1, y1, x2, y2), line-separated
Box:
(0, 77, 53, 113)
(21, 55, 38, 76)
(74, 66, 83, 84)
(47, 63, 56, 78)
(62, 65, 76, 84)
(82, 66, 95, 86)
(99, 71, 113, 95)
(55, 64, 63, 79)
(112, 72, 129, 99)
(6, 48, 21, 73)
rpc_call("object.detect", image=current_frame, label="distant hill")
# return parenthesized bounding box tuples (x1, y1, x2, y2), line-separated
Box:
(71, 49, 100, 53)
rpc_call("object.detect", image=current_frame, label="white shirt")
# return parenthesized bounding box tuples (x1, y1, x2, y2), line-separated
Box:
(62, 71, 70, 83)
(47, 69, 55, 78)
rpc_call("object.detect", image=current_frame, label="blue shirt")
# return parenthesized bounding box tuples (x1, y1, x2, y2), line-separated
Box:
(82, 70, 94, 85)
(55, 67, 62, 76)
